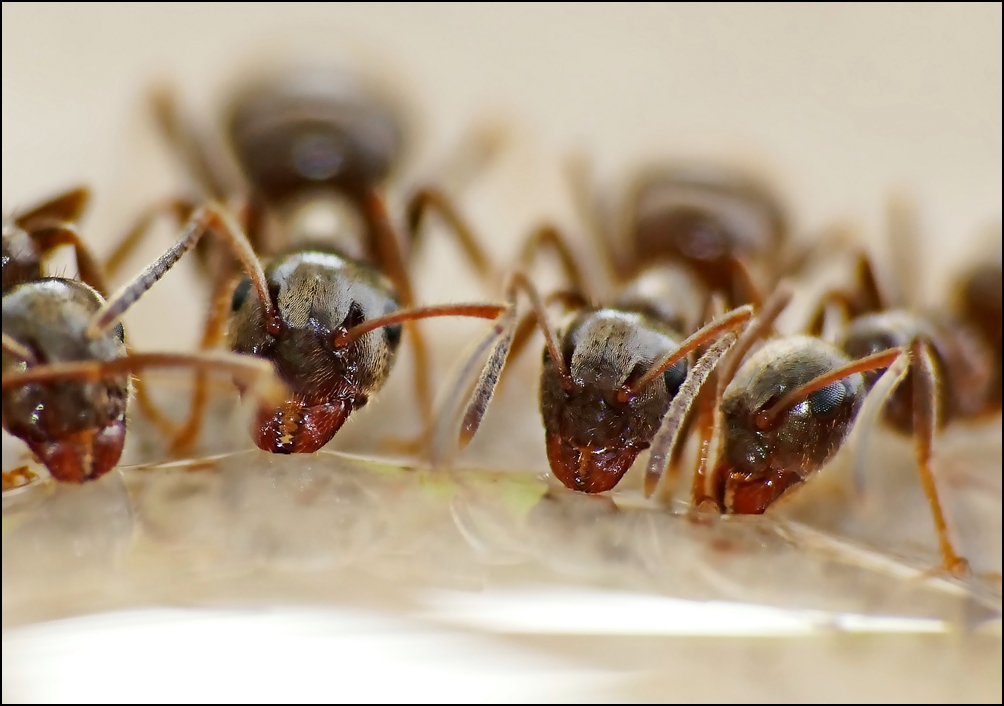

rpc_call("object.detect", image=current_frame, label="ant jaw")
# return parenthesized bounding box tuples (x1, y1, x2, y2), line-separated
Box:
(253, 397, 353, 454)
(719, 461, 803, 515)
(544, 432, 640, 494)
(26, 421, 126, 483)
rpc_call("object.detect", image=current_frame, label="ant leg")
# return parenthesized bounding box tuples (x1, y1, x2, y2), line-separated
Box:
(909, 338, 969, 577)
(28, 224, 109, 296)
(726, 256, 764, 309)
(429, 272, 564, 465)
(496, 289, 586, 396)
(14, 186, 90, 232)
(360, 191, 434, 426)
(427, 119, 512, 198)
(2, 333, 37, 364)
(806, 251, 887, 337)
(718, 282, 794, 392)
(150, 86, 231, 200)
(168, 274, 240, 455)
(563, 154, 634, 283)
(2, 350, 278, 395)
(405, 187, 494, 278)
(103, 198, 196, 280)
(645, 324, 745, 498)
(89, 202, 274, 339)
(516, 225, 591, 301)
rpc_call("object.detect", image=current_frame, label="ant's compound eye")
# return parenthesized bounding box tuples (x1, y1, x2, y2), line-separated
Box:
(343, 301, 365, 331)
(385, 324, 402, 351)
(113, 322, 125, 342)
(231, 277, 253, 312)
(542, 347, 552, 364)
(807, 381, 846, 416)
(662, 360, 687, 398)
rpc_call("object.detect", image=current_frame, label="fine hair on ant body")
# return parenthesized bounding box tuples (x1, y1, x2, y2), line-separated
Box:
(2, 187, 278, 484)
(102, 66, 508, 454)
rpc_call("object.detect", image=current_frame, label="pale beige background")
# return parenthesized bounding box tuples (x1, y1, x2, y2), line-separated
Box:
(3, 3, 1002, 702)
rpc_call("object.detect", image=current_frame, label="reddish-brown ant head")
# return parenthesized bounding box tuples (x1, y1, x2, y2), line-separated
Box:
(2, 280, 129, 482)
(226, 68, 406, 205)
(630, 165, 786, 304)
(228, 249, 402, 454)
(714, 336, 864, 514)
(538, 308, 688, 493)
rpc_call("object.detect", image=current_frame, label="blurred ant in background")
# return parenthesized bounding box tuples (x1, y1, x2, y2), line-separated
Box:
(2, 187, 274, 485)
(103, 67, 507, 454)
(565, 160, 795, 308)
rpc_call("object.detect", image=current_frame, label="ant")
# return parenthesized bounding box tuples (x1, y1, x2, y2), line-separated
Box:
(419, 159, 800, 492)
(103, 66, 505, 453)
(634, 222, 1001, 577)
(427, 220, 755, 494)
(2, 187, 277, 484)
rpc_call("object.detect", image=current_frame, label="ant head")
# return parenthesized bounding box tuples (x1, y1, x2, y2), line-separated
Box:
(226, 68, 406, 205)
(715, 336, 864, 514)
(228, 249, 402, 453)
(2, 279, 128, 481)
(539, 308, 687, 493)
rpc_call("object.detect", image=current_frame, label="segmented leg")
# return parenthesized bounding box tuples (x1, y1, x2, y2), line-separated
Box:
(168, 273, 240, 455)
(909, 338, 969, 577)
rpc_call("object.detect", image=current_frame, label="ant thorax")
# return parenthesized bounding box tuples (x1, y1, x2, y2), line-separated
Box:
(539, 306, 688, 493)
(226, 69, 405, 205)
(2, 279, 129, 482)
(716, 335, 864, 514)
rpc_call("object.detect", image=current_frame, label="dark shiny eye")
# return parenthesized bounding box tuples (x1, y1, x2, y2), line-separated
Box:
(663, 360, 687, 398)
(542, 347, 552, 364)
(113, 322, 125, 342)
(808, 382, 846, 416)
(385, 324, 402, 351)
(343, 301, 365, 330)
(231, 277, 252, 312)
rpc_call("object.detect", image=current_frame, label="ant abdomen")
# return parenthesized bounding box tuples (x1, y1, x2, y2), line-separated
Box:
(226, 69, 407, 205)
(2, 279, 129, 482)
(629, 166, 786, 304)
(715, 336, 865, 514)
(539, 307, 687, 493)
